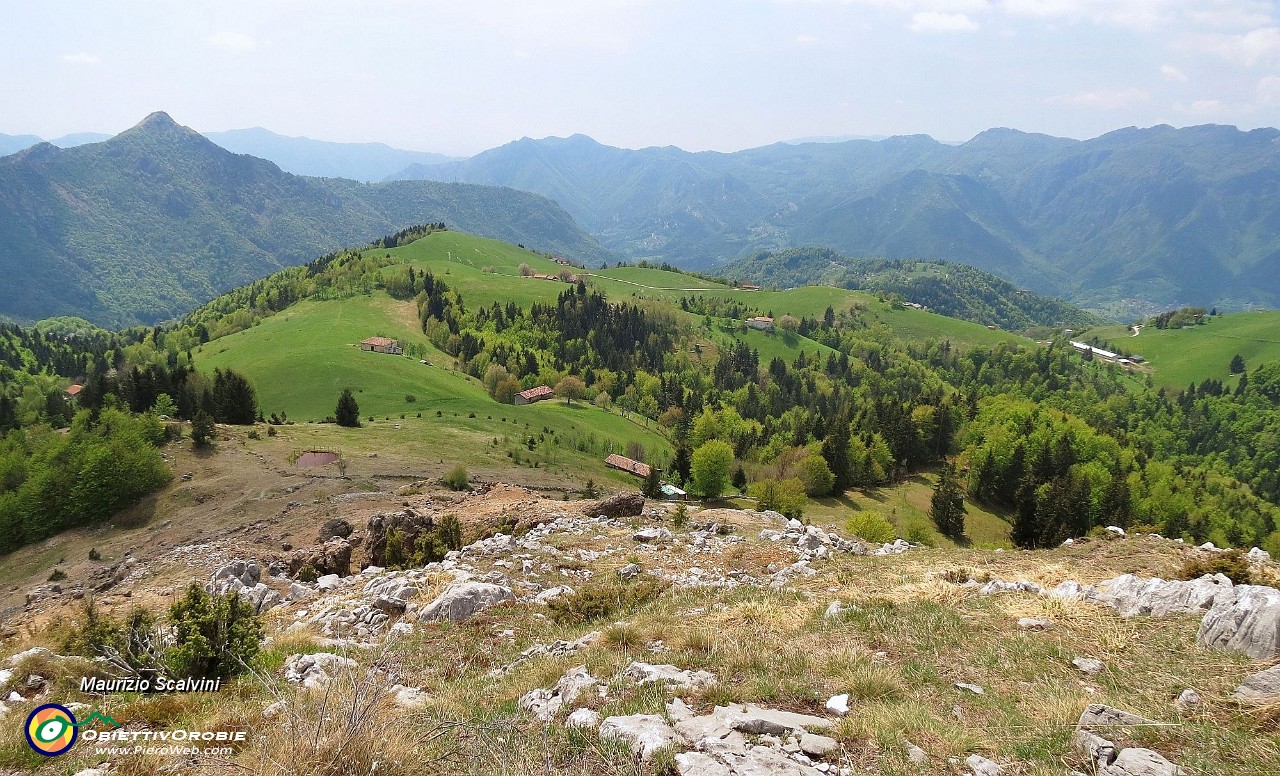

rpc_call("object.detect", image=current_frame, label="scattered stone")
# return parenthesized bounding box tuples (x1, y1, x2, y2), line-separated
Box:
(262, 701, 286, 720)
(825, 694, 850, 716)
(534, 585, 574, 604)
(799, 733, 838, 758)
(420, 581, 514, 622)
(966, 754, 1001, 775)
(1074, 657, 1106, 676)
(634, 527, 673, 543)
(390, 684, 429, 709)
(823, 601, 844, 619)
(905, 740, 928, 764)
(1175, 688, 1201, 713)
(316, 574, 341, 591)
(282, 653, 357, 689)
(955, 682, 985, 695)
(1246, 547, 1272, 562)
(721, 704, 834, 736)
(624, 661, 717, 689)
(618, 563, 641, 581)
(1018, 618, 1053, 630)
(599, 713, 679, 760)
(1072, 729, 1118, 769)
(565, 707, 601, 729)
(1232, 663, 1280, 703)
(1105, 526, 1127, 538)
(1078, 704, 1154, 729)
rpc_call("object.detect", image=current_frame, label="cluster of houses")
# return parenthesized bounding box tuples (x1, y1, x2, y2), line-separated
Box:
(1069, 340, 1144, 366)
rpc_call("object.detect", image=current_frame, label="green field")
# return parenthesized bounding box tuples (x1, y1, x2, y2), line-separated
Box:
(193, 290, 672, 488)
(1084, 310, 1280, 388)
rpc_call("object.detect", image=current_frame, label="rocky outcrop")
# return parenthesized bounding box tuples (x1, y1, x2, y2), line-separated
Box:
(1073, 704, 1185, 776)
(600, 714, 680, 760)
(283, 652, 356, 689)
(1196, 582, 1280, 660)
(419, 581, 514, 622)
(518, 665, 599, 722)
(207, 560, 281, 613)
(288, 537, 354, 578)
(1232, 663, 1280, 703)
(364, 509, 436, 567)
(623, 661, 717, 689)
(583, 492, 645, 519)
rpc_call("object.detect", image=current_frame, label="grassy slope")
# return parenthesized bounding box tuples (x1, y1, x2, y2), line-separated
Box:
(1085, 310, 1280, 389)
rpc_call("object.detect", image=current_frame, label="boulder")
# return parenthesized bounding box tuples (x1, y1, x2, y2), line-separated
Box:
(967, 754, 1001, 775)
(598, 714, 679, 760)
(288, 537, 354, 578)
(365, 510, 436, 567)
(634, 527, 673, 543)
(720, 703, 833, 735)
(1196, 583, 1280, 660)
(583, 493, 645, 519)
(420, 581, 514, 622)
(318, 517, 353, 542)
(799, 732, 837, 758)
(1232, 663, 1280, 703)
(675, 752, 732, 776)
(1101, 748, 1186, 775)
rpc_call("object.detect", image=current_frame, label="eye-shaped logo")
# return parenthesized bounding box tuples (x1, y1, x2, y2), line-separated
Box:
(25, 703, 78, 756)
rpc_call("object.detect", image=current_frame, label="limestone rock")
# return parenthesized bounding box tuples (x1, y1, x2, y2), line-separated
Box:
(799, 732, 837, 757)
(1078, 704, 1154, 729)
(634, 527, 673, 543)
(666, 696, 695, 722)
(317, 517, 353, 542)
(721, 703, 834, 735)
(283, 652, 357, 689)
(967, 754, 1001, 775)
(420, 581, 513, 622)
(534, 585, 574, 604)
(519, 665, 599, 722)
(825, 693, 849, 716)
(1232, 663, 1280, 703)
(675, 752, 732, 776)
(598, 713, 678, 760)
(1097, 573, 1232, 618)
(288, 537, 353, 578)
(565, 707, 601, 729)
(1073, 657, 1106, 675)
(390, 684, 429, 709)
(1174, 688, 1201, 713)
(1100, 747, 1186, 775)
(1197, 582, 1280, 660)
(1018, 617, 1053, 630)
(618, 563, 641, 580)
(624, 661, 717, 689)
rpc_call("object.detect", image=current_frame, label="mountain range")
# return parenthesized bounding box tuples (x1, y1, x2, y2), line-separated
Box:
(0, 113, 603, 326)
(394, 125, 1280, 317)
(1, 127, 459, 182)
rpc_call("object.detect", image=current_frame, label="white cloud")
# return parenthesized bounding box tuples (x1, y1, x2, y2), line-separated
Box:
(909, 11, 980, 31)
(1187, 98, 1227, 113)
(206, 32, 258, 52)
(61, 52, 100, 65)
(1256, 75, 1280, 105)
(795, 34, 820, 44)
(1049, 87, 1150, 109)
(1160, 64, 1189, 81)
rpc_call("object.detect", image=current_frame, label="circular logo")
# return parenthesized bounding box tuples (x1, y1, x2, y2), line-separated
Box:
(25, 704, 78, 756)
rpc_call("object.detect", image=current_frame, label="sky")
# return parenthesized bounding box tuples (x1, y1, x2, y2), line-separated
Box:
(2, 0, 1278, 156)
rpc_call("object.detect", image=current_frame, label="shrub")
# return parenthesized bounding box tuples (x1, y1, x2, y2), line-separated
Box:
(442, 465, 469, 491)
(296, 562, 319, 583)
(1179, 548, 1253, 586)
(266, 426, 277, 437)
(672, 501, 689, 529)
(547, 575, 668, 624)
(62, 600, 163, 671)
(88, 548, 101, 561)
(166, 583, 263, 679)
(438, 514, 463, 550)
(405, 394, 417, 403)
(845, 512, 896, 544)
(48, 569, 67, 582)
(247, 429, 260, 440)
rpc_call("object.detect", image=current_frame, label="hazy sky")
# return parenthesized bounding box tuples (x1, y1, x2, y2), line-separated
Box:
(3, 1, 1278, 155)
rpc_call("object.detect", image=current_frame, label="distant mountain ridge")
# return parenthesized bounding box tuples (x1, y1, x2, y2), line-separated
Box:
(0, 113, 605, 326)
(393, 125, 1280, 316)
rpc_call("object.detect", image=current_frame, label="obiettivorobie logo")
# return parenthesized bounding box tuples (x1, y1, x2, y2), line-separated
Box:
(24, 704, 119, 757)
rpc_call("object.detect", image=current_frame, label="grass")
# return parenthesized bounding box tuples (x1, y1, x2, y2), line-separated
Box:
(1083, 310, 1280, 389)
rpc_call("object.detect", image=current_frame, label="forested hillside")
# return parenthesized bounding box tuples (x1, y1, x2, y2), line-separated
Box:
(0, 113, 605, 327)
(721, 247, 1102, 331)
(397, 125, 1280, 315)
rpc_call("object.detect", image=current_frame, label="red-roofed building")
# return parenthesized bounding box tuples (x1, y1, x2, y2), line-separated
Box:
(65, 384, 84, 398)
(746, 316, 774, 331)
(515, 385, 554, 405)
(605, 453, 652, 479)
(360, 337, 402, 355)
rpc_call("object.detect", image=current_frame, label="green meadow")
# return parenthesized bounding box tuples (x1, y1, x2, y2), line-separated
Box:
(1084, 310, 1280, 389)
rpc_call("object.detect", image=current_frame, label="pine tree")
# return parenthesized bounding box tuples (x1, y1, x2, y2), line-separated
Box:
(642, 466, 662, 498)
(821, 404, 853, 493)
(336, 389, 360, 428)
(929, 463, 966, 539)
(191, 410, 215, 448)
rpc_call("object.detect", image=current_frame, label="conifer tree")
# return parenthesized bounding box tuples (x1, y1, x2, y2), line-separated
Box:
(336, 389, 361, 428)
(929, 463, 966, 539)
